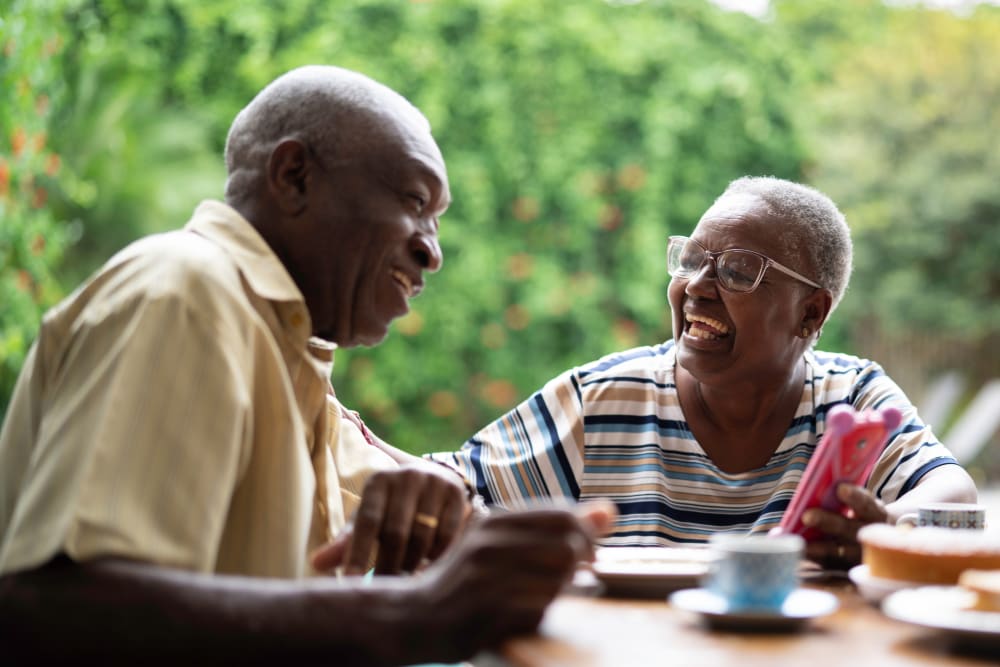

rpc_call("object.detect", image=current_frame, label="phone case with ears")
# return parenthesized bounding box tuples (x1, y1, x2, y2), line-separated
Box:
(772, 404, 903, 541)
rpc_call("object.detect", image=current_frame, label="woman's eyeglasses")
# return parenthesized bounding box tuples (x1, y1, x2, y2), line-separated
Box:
(666, 236, 822, 294)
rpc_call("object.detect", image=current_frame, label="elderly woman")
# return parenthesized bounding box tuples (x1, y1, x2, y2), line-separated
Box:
(428, 176, 977, 567)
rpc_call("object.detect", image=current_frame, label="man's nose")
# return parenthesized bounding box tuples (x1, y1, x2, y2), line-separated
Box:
(410, 233, 443, 273)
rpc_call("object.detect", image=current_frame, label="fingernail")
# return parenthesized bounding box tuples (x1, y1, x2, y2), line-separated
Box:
(802, 511, 817, 527)
(836, 484, 852, 502)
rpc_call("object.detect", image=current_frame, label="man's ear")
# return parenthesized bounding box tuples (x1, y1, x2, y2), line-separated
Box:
(802, 288, 833, 336)
(267, 139, 311, 215)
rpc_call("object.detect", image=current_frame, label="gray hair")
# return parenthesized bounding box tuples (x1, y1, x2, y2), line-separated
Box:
(719, 176, 853, 312)
(224, 65, 430, 201)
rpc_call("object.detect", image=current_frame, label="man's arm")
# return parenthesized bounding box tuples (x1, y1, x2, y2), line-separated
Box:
(0, 556, 401, 665)
(0, 503, 615, 665)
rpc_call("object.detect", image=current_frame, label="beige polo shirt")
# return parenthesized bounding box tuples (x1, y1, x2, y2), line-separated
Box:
(0, 201, 396, 578)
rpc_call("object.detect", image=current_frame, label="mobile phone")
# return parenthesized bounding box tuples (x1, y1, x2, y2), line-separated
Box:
(772, 404, 903, 541)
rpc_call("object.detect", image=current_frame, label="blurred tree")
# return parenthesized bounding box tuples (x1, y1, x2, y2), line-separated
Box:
(0, 0, 817, 448)
(804, 5, 1000, 374)
(15, 0, 994, 457)
(321, 0, 813, 452)
(0, 0, 72, 416)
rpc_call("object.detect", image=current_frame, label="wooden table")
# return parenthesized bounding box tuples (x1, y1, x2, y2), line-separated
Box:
(500, 577, 998, 667)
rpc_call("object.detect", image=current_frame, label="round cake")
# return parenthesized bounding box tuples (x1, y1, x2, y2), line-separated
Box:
(858, 524, 1000, 584)
(958, 569, 1000, 611)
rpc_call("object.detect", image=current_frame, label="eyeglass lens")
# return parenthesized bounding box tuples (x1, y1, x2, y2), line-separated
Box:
(668, 239, 764, 292)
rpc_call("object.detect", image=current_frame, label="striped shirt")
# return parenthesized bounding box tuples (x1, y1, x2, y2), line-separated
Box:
(429, 340, 959, 546)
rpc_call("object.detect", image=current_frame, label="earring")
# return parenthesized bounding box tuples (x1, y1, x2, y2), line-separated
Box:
(800, 326, 811, 338)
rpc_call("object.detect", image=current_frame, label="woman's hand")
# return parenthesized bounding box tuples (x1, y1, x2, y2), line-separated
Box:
(801, 483, 888, 568)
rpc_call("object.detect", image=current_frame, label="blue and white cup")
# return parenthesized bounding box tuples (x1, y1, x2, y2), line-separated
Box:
(703, 533, 804, 612)
(897, 502, 986, 530)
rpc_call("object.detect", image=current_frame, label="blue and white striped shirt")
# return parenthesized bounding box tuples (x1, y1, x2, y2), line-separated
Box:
(429, 341, 959, 546)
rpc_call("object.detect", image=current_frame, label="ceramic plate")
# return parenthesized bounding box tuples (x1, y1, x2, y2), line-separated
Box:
(882, 586, 1000, 646)
(588, 546, 714, 598)
(669, 587, 840, 631)
(848, 564, 922, 604)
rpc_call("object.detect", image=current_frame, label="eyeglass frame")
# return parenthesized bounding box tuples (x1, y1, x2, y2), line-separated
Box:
(666, 235, 822, 293)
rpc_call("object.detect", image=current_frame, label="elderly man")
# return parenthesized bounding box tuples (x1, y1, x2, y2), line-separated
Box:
(0, 65, 613, 665)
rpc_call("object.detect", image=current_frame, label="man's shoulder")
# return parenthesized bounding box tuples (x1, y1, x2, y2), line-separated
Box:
(105, 228, 248, 301)
(46, 229, 248, 332)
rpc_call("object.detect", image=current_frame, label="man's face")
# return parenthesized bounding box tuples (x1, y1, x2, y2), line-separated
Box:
(293, 125, 450, 347)
(667, 193, 816, 387)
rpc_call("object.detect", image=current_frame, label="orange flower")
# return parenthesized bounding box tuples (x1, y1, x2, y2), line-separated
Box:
(504, 304, 530, 330)
(11, 127, 27, 157)
(17, 270, 33, 293)
(599, 203, 623, 231)
(0, 159, 9, 196)
(32, 185, 48, 208)
(506, 253, 534, 280)
(480, 379, 518, 409)
(427, 391, 459, 418)
(512, 196, 540, 223)
(45, 153, 60, 176)
(31, 234, 46, 255)
(394, 310, 424, 336)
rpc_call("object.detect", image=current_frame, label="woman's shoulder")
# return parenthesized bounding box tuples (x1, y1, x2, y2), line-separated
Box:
(808, 349, 884, 376)
(577, 340, 675, 377)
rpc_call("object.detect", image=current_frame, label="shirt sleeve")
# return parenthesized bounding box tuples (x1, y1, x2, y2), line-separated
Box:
(427, 368, 586, 508)
(35, 289, 252, 572)
(850, 361, 960, 503)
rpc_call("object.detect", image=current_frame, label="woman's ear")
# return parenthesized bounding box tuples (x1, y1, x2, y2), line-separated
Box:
(267, 139, 311, 215)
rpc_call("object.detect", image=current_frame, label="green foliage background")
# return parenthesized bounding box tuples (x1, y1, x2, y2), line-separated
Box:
(2, 0, 998, 457)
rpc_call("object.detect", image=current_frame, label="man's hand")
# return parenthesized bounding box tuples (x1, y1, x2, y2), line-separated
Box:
(801, 483, 888, 568)
(312, 463, 470, 575)
(399, 500, 617, 662)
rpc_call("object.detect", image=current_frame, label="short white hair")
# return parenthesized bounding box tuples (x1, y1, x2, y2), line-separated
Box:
(224, 65, 430, 200)
(720, 176, 853, 311)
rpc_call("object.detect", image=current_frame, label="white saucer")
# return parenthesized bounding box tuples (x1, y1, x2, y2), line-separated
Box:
(882, 586, 1000, 646)
(669, 587, 839, 631)
(848, 564, 921, 604)
(589, 547, 714, 599)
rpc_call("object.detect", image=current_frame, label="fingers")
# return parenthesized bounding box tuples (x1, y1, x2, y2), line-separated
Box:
(426, 491, 467, 562)
(836, 483, 888, 523)
(344, 475, 390, 575)
(310, 530, 351, 572)
(575, 499, 618, 539)
(805, 539, 860, 568)
(349, 466, 471, 576)
(375, 473, 424, 575)
(397, 479, 450, 573)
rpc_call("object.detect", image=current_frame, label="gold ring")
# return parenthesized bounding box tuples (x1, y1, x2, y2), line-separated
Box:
(836, 544, 846, 559)
(414, 512, 439, 529)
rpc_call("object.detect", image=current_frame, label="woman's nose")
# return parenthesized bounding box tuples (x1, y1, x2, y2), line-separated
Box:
(685, 257, 720, 296)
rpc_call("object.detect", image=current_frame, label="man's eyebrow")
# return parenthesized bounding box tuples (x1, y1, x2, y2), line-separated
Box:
(407, 161, 450, 209)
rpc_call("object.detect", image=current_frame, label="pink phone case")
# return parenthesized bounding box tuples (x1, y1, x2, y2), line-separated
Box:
(773, 404, 903, 541)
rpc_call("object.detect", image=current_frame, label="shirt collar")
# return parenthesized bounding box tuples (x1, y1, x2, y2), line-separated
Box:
(185, 200, 305, 305)
(186, 201, 340, 355)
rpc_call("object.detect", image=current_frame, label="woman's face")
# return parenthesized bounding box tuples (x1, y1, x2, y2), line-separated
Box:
(667, 193, 819, 388)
